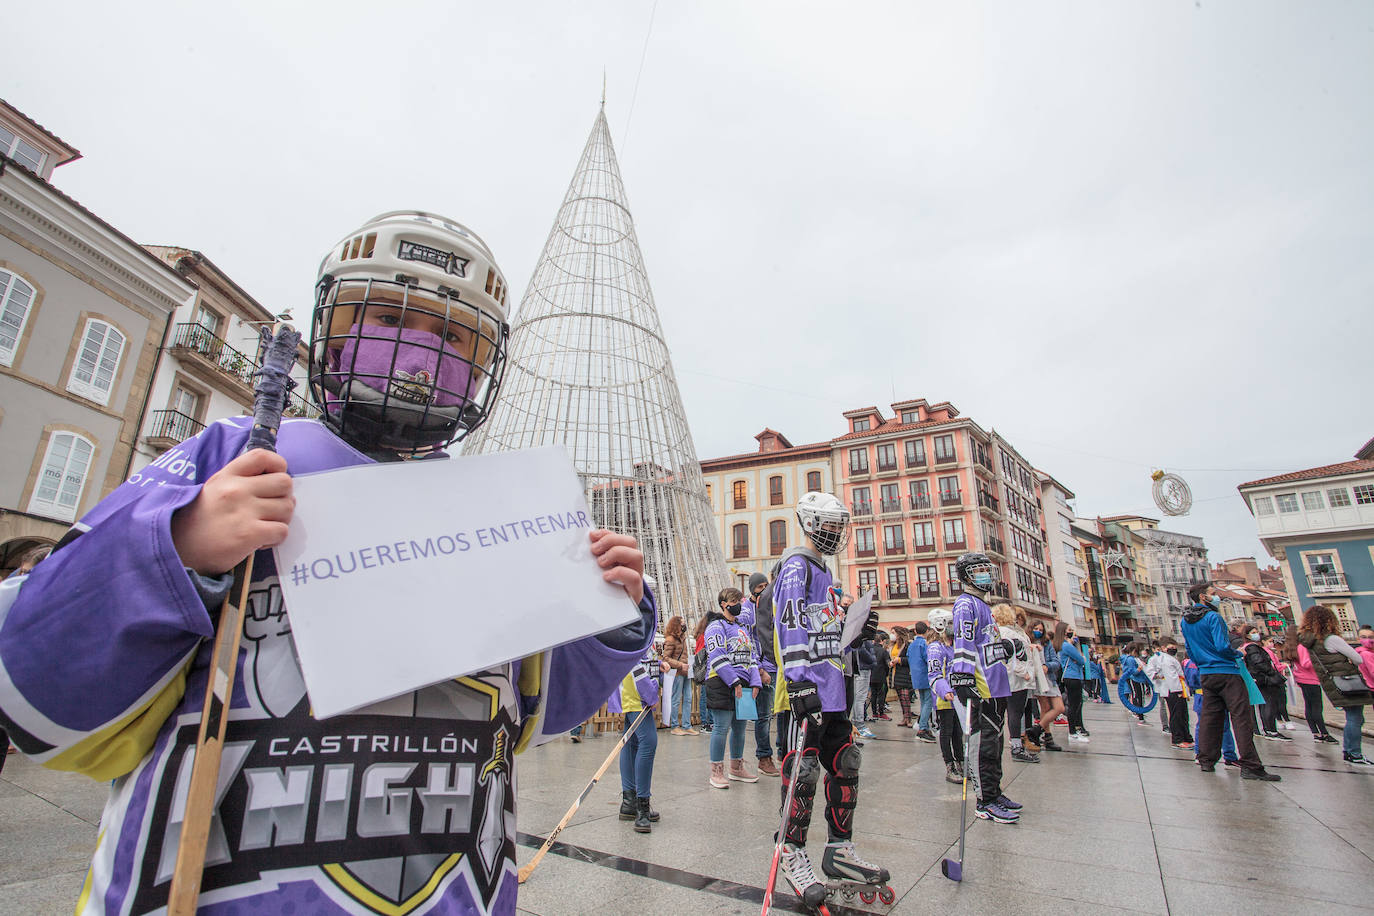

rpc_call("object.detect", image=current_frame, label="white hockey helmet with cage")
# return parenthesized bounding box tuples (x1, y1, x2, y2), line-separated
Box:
(796, 491, 850, 556)
(927, 608, 953, 635)
(310, 211, 511, 453)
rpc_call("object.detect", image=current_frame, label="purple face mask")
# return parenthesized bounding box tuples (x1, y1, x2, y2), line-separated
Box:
(327, 323, 473, 411)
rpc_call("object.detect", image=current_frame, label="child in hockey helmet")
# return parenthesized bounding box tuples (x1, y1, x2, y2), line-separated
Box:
(954, 552, 998, 593)
(795, 491, 850, 555)
(311, 211, 511, 454)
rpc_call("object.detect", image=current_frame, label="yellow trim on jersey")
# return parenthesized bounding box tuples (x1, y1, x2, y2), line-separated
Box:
(322, 854, 463, 915)
(455, 676, 501, 721)
(75, 831, 102, 912)
(619, 673, 642, 713)
(45, 662, 191, 781)
(513, 651, 545, 755)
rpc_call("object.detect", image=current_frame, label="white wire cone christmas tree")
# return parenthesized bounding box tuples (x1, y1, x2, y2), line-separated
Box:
(464, 105, 725, 628)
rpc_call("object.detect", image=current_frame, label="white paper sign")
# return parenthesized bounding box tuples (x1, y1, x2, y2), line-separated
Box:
(840, 588, 877, 649)
(273, 446, 640, 718)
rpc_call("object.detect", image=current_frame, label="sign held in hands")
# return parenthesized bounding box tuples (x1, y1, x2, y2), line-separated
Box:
(274, 446, 640, 718)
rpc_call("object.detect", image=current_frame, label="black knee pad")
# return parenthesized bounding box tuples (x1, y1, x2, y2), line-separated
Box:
(831, 741, 861, 779)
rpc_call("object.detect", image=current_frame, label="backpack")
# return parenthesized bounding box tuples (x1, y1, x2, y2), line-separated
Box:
(692, 646, 708, 684)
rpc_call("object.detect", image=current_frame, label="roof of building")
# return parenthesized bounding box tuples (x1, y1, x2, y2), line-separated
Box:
(700, 439, 831, 470)
(0, 154, 190, 289)
(144, 246, 277, 323)
(1357, 436, 1374, 461)
(1239, 459, 1374, 489)
(0, 99, 81, 166)
(1034, 469, 1075, 499)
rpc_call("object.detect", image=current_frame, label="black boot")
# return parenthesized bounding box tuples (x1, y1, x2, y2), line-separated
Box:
(619, 789, 636, 821)
(634, 796, 653, 833)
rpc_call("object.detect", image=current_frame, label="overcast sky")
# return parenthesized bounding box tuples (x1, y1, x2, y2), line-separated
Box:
(7, 1, 1371, 564)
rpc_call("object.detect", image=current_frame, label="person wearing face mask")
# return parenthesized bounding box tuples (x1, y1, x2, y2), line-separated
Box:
(737, 572, 780, 776)
(1182, 582, 1279, 780)
(705, 587, 762, 788)
(1261, 635, 1296, 731)
(1151, 638, 1193, 748)
(1296, 606, 1374, 767)
(1239, 624, 1290, 741)
(1056, 628, 1090, 741)
(1023, 624, 1064, 751)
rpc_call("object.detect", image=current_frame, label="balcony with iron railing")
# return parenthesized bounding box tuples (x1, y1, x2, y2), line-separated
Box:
(977, 491, 1000, 513)
(912, 541, 936, 555)
(918, 581, 941, 599)
(934, 451, 958, 466)
(876, 459, 899, 474)
(888, 584, 910, 601)
(880, 498, 903, 514)
(167, 323, 317, 418)
(849, 462, 870, 478)
(145, 409, 206, 449)
(984, 536, 1005, 557)
(884, 541, 906, 557)
(945, 538, 967, 552)
(909, 495, 934, 515)
(852, 501, 873, 518)
(906, 453, 927, 469)
(1309, 572, 1350, 594)
(940, 491, 963, 508)
(855, 543, 876, 558)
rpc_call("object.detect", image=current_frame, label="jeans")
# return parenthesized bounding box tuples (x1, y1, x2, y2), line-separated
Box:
(619, 710, 658, 797)
(754, 681, 775, 758)
(1299, 683, 1330, 736)
(698, 681, 712, 729)
(851, 670, 871, 727)
(917, 688, 934, 731)
(1344, 706, 1366, 758)
(709, 706, 748, 762)
(670, 675, 690, 728)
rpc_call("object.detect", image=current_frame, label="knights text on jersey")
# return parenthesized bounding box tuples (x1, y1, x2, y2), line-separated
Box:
(0, 417, 651, 915)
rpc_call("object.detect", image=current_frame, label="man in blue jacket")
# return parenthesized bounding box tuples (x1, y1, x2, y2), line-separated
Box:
(1181, 582, 1280, 781)
(910, 622, 935, 742)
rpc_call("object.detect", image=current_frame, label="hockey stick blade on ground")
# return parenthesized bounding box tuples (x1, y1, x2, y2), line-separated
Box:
(945, 697, 978, 884)
(518, 708, 654, 884)
(166, 325, 301, 915)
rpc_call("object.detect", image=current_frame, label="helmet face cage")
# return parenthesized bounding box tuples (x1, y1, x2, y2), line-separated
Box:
(309, 277, 509, 453)
(955, 552, 998, 588)
(927, 609, 952, 634)
(797, 492, 851, 556)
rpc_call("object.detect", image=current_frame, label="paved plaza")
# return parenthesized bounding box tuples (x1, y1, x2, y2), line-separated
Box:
(2, 703, 1372, 915)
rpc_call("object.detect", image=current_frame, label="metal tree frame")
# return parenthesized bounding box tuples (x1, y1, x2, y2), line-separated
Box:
(463, 105, 726, 631)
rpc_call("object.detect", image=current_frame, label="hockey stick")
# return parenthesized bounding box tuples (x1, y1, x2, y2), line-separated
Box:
(518, 706, 654, 884)
(941, 699, 974, 882)
(760, 715, 809, 916)
(167, 325, 301, 916)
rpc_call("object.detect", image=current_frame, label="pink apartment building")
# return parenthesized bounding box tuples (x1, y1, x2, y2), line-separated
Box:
(834, 398, 1056, 631)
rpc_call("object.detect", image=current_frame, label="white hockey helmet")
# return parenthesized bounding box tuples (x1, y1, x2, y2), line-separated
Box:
(927, 608, 953, 634)
(796, 491, 850, 555)
(310, 211, 511, 453)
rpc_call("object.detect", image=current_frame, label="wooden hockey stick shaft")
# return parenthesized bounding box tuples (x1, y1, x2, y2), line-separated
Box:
(167, 326, 301, 915)
(517, 707, 654, 884)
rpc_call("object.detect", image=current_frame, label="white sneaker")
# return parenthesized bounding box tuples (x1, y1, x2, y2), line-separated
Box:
(1284, 722, 1298, 731)
(1069, 732, 1090, 743)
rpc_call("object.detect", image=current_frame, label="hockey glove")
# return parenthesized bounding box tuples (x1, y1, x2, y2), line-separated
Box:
(788, 681, 823, 724)
(980, 638, 1015, 666)
(949, 672, 980, 704)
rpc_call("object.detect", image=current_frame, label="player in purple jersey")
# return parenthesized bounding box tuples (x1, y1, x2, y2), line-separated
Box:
(773, 492, 889, 909)
(949, 552, 1021, 825)
(0, 212, 654, 915)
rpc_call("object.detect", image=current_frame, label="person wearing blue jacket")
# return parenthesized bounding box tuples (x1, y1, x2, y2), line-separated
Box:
(909, 622, 935, 741)
(1181, 582, 1279, 781)
(1120, 645, 1149, 724)
(1058, 632, 1090, 741)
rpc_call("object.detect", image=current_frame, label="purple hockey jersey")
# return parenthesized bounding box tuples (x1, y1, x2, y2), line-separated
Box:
(0, 416, 653, 915)
(608, 649, 663, 714)
(951, 592, 1008, 699)
(705, 616, 761, 688)
(773, 548, 847, 713)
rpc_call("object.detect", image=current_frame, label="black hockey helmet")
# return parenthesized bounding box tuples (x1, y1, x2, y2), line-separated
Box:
(955, 552, 997, 588)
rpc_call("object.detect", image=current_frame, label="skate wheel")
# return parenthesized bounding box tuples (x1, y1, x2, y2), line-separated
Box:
(841, 889, 855, 900)
(878, 886, 896, 905)
(860, 889, 877, 904)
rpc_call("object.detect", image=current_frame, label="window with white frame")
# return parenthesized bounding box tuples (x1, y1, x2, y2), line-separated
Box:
(0, 124, 46, 173)
(171, 384, 201, 419)
(1327, 488, 1351, 508)
(0, 269, 36, 366)
(1253, 496, 1274, 515)
(1275, 493, 1299, 513)
(28, 432, 94, 522)
(1354, 485, 1374, 506)
(1300, 491, 1325, 511)
(67, 319, 126, 405)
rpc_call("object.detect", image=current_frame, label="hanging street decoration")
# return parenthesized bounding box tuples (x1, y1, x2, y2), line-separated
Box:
(1151, 469, 1193, 516)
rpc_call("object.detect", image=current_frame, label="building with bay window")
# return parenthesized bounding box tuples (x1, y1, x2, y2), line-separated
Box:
(1239, 444, 1374, 637)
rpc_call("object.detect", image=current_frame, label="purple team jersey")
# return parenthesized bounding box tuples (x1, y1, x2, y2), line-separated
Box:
(773, 549, 847, 713)
(952, 592, 1009, 699)
(0, 416, 652, 915)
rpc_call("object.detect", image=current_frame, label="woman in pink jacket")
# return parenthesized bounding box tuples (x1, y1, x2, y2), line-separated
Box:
(1282, 629, 1338, 743)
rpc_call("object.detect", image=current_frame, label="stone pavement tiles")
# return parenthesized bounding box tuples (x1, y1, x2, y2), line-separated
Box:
(3, 702, 1372, 915)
